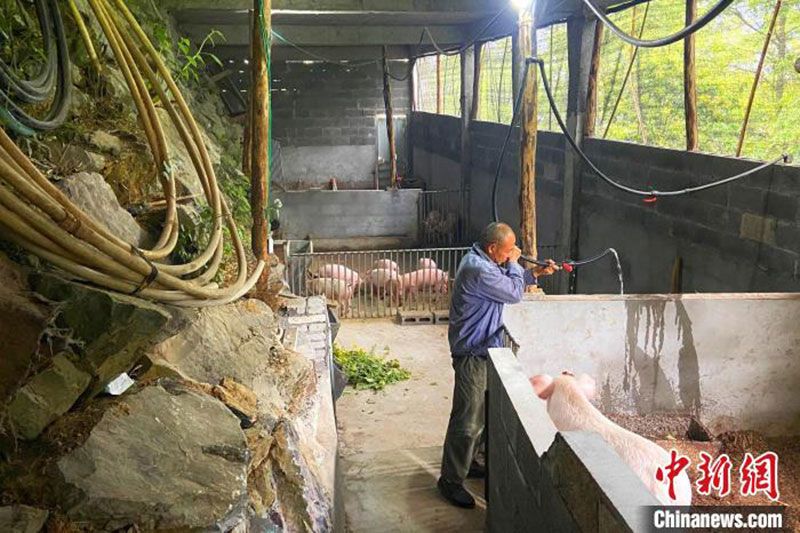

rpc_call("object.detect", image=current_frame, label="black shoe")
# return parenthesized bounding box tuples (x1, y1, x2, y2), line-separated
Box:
(437, 477, 476, 509)
(467, 461, 486, 479)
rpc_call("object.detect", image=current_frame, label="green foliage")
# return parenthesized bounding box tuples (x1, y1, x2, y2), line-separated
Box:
(178, 29, 225, 85)
(333, 344, 411, 391)
(0, 0, 45, 78)
(425, 0, 799, 162)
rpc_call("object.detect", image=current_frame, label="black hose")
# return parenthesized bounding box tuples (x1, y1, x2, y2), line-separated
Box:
(582, 0, 735, 48)
(0, 0, 57, 103)
(0, 0, 71, 133)
(491, 60, 530, 223)
(534, 57, 790, 197)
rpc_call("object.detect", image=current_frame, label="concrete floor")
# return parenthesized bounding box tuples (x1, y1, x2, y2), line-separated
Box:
(335, 320, 486, 532)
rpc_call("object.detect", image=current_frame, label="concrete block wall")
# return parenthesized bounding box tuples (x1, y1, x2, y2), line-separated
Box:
(272, 61, 411, 189)
(409, 113, 565, 246)
(577, 138, 800, 294)
(409, 112, 800, 293)
(275, 189, 421, 251)
(281, 296, 332, 382)
(487, 348, 655, 533)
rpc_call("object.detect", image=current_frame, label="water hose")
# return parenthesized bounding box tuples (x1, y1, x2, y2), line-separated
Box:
(0, 0, 264, 306)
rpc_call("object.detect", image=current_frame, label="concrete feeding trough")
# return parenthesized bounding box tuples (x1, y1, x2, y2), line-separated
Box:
(487, 293, 800, 531)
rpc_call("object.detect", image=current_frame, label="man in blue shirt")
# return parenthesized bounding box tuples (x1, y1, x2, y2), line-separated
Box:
(438, 222, 559, 508)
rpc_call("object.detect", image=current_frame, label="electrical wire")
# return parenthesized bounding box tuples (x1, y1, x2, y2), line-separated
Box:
(582, 0, 735, 48)
(534, 57, 790, 197)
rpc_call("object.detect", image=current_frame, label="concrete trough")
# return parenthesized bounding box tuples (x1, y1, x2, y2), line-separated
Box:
(486, 293, 800, 532)
(503, 293, 800, 437)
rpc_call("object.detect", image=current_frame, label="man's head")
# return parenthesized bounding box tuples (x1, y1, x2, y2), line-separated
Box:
(480, 222, 516, 264)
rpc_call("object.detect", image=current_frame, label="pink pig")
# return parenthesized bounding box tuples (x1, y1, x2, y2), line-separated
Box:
(318, 263, 361, 289)
(530, 372, 692, 507)
(401, 268, 449, 300)
(373, 259, 399, 272)
(418, 258, 437, 270)
(308, 277, 353, 316)
(364, 268, 403, 302)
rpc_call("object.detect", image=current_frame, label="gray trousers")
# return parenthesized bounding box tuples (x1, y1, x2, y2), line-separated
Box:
(440, 355, 487, 484)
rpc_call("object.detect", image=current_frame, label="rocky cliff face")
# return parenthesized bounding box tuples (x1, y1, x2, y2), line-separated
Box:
(0, 0, 334, 530)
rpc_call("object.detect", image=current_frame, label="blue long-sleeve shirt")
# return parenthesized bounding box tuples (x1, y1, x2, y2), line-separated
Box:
(448, 243, 537, 357)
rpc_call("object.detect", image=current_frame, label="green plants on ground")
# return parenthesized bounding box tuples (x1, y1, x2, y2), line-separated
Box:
(333, 344, 411, 392)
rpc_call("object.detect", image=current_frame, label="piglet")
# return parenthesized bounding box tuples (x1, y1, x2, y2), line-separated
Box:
(318, 263, 361, 289)
(373, 259, 399, 272)
(364, 268, 403, 303)
(418, 258, 437, 270)
(401, 268, 449, 304)
(530, 372, 692, 507)
(308, 277, 353, 317)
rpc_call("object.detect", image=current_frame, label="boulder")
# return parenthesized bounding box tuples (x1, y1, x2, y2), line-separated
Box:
(30, 274, 172, 398)
(56, 172, 149, 248)
(57, 381, 249, 531)
(87, 130, 122, 156)
(147, 298, 315, 420)
(0, 505, 49, 533)
(8, 352, 92, 440)
(0, 253, 50, 409)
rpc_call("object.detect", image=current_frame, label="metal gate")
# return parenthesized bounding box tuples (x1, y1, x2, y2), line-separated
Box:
(287, 245, 562, 319)
(287, 247, 469, 319)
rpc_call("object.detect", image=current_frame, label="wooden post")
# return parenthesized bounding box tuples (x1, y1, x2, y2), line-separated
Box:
(736, 0, 782, 157)
(461, 45, 476, 228)
(518, 6, 537, 262)
(436, 54, 444, 114)
(382, 46, 397, 188)
(585, 24, 603, 137)
(471, 42, 482, 120)
(242, 11, 254, 177)
(560, 17, 600, 294)
(684, 0, 699, 151)
(250, 0, 271, 291)
(512, 31, 522, 115)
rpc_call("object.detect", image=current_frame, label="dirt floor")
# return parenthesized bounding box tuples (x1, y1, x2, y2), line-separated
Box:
(611, 414, 799, 531)
(335, 320, 486, 533)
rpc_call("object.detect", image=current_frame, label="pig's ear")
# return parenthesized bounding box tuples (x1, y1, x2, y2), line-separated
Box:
(530, 374, 554, 400)
(577, 374, 596, 400)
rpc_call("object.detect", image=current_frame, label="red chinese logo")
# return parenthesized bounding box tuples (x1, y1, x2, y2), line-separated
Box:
(740, 451, 780, 501)
(656, 449, 691, 502)
(696, 452, 732, 497)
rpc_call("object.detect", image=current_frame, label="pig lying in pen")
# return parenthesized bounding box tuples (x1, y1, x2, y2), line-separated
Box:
(530, 372, 692, 506)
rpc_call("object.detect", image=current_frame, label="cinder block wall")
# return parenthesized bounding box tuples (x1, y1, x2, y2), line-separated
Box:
(275, 189, 421, 250)
(272, 61, 411, 189)
(577, 138, 800, 293)
(409, 113, 565, 246)
(487, 348, 656, 533)
(409, 112, 800, 293)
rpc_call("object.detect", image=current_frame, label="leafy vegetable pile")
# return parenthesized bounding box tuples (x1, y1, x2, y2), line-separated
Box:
(333, 344, 411, 391)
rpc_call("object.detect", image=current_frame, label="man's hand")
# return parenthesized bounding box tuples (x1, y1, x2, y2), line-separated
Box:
(532, 259, 560, 277)
(509, 246, 522, 264)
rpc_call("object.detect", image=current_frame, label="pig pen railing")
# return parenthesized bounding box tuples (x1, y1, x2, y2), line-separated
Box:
(286, 245, 564, 319)
(286, 247, 470, 319)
